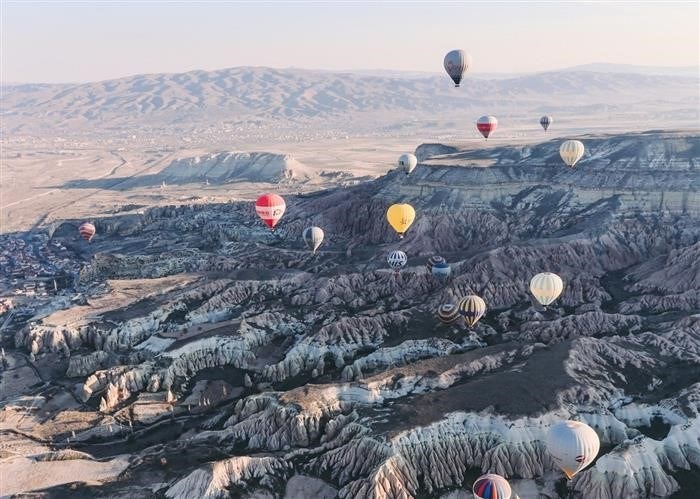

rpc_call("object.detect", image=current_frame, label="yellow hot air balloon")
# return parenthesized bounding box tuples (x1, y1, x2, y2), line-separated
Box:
(386, 203, 415, 238)
(458, 295, 486, 327)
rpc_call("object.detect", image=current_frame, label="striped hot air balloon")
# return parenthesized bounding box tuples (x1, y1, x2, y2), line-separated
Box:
(78, 222, 96, 242)
(540, 115, 553, 132)
(473, 474, 512, 499)
(443, 49, 471, 87)
(560, 140, 585, 168)
(255, 193, 286, 230)
(426, 255, 446, 274)
(387, 250, 407, 273)
(530, 272, 564, 307)
(477, 115, 498, 139)
(432, 262, 451, 281)
(547, 420, 600, 480)
(302, 226, 324, 254)
(458, 295, 486, 327)
(437, 303, 460, 324)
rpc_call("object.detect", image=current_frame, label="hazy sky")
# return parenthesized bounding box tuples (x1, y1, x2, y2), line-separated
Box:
(2, 1, 698, 83)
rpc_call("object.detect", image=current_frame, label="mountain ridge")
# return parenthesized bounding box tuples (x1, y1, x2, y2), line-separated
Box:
(2, 66, 697, 134)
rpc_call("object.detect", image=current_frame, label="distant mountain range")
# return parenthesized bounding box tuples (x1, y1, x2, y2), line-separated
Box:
(561, 62, 699, 76)
(2, 65, 697, 134)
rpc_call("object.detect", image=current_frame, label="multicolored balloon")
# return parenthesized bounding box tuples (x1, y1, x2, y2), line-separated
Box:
(432, 262, 451, 281)
(458, 295, 486, 327)
(540, 115, 553, 132)
(426, 255, 446, 274)
(547, 420, 600, 479)
(78, 222, 96, 242)
(398, 153, 418, 176)
(386, 204, 416, 239)
(387, 250, 408, 273)
(477, 115, 498, 139)
(560, 140, 585, 168)
(530, 272, 564, 307)
(437, 303, 460, 324)
(255, 193, 286, 230)
(302, 226, 324, 254)
(444, 49, 471, 87)
(473, 474, 512, 499)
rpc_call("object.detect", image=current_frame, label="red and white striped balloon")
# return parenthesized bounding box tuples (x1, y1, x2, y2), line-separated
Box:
(78, 222, 96, 242)
(255, 193, 286, 230)
(476, 115, 498, 139)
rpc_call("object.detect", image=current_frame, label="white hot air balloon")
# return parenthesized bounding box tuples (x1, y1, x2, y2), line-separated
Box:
(476, 115, 498, 139)
(444, 49, 471, 87)
(546, 420, 601, 479)
(398, 153, 418, 175)
(560, 140, 585, 168)
(530, 272, 564, 307)
(302, 226, 324, 254)
(387, 250, 408, 273)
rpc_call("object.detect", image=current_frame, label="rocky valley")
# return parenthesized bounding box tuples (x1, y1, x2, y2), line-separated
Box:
(1, 130, 699, 498)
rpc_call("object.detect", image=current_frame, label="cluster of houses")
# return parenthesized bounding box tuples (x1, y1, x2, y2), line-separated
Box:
(0, 234, 80, 298)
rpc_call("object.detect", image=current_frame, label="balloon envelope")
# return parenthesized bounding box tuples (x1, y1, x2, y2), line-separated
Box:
(398, 153, 418, 175)
(560, 140, 585, 168)
(387, 250, 407, 272)
(530, 272, 564, 306)
(426, 255, 446, 274)
(477, 115, 498, 139)
(547, 420, 600, 479)
(473, 474, 512, 499)
(78, 222, 96, 242)
(255, 193, 286, 230)
(437, 303, 460, 324)
(302, 226, 324, 254)
(444, 49, 471, 87)
(432, 262, 451, 281)
(540, 115, 553, 131)
(386, 204, 416, 238)
(458, 295, 486, 327)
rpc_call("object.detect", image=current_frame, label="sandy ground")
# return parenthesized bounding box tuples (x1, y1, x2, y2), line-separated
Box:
(0, 119, 674, 234)
(40, 276, 200, 327)
(0, 454, 130, 496)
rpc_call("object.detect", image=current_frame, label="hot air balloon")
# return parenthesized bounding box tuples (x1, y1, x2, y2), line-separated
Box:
(458, 295, 486, 327)
(255, 193, 286, 230)
(560, 140, 585, 168)
(386, 204, 415, 239)
(477, 115, 498, 139)
(437, 303, 460, 324)
(547, 420, 600, 479)
(387, 250, 407, 273)
(530, 272, 564, 307)
(540, 115, 553, 132)
(398, 153, 418, 176)
(473, 474, 512, 499)
(302, 226, 324, 254)
(78, 222, 96, 242)
(444, 49, 471, 87)
(432, 262, 451, 281)
(426, 255, 446, 274)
